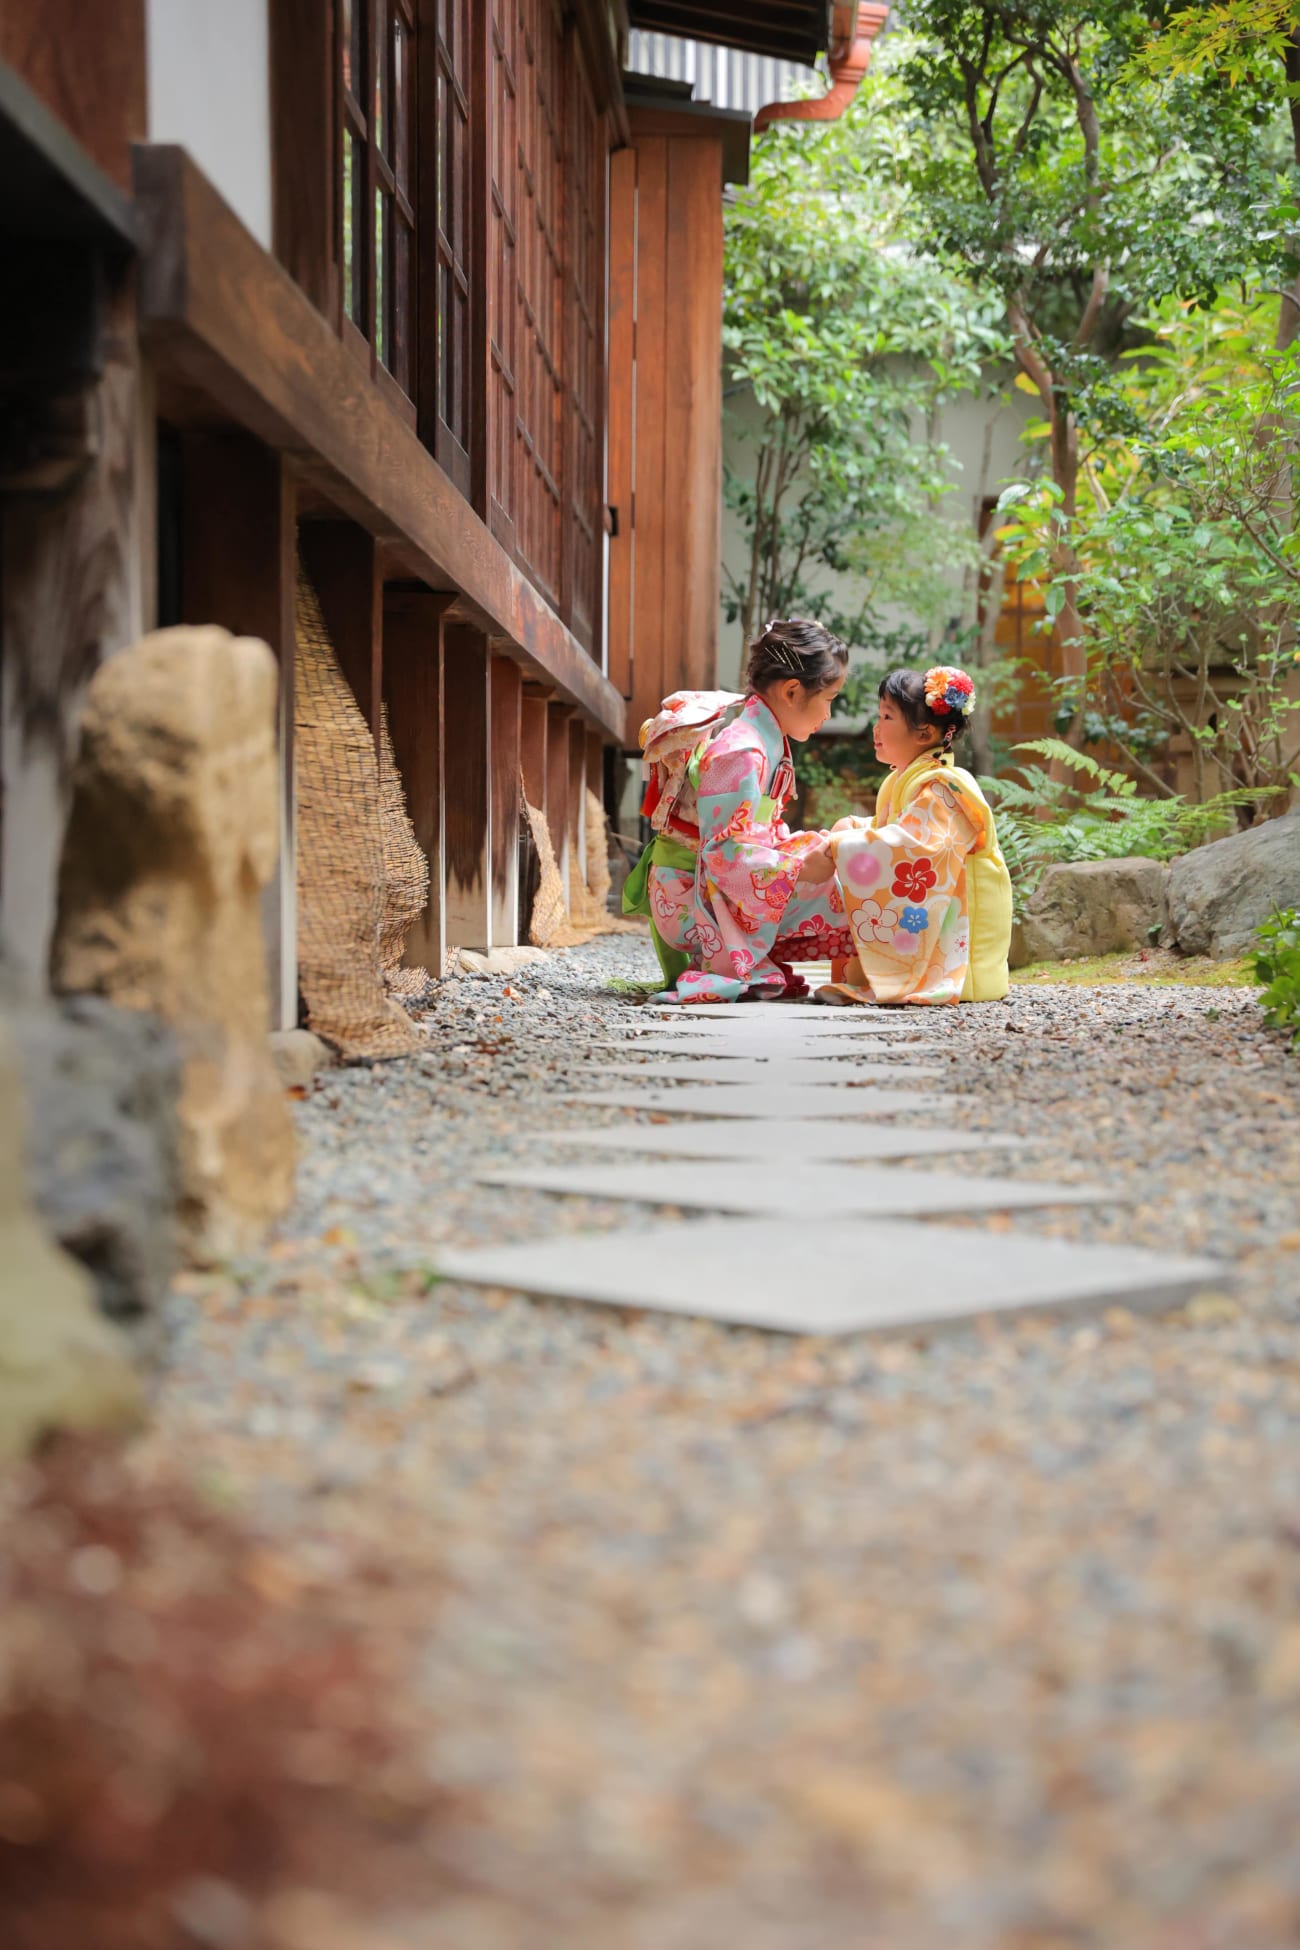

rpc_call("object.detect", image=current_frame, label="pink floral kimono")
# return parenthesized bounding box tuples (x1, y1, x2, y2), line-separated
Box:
(647, 694, 853, 1003)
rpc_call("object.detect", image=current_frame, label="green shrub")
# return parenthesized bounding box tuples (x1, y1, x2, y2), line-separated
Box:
(983, 739, 1282, 913)
(1254, 909, 1300, 1049)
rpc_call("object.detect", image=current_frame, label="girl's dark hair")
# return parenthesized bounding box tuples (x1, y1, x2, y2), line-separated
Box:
(878, 667, 969, 751)
(745, 617, 848, 696)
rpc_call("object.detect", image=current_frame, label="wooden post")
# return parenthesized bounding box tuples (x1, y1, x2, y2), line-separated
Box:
(383, 590, 446, 978)
(298, 521, 382, 751)
(178, 434, 298, 1028)
(442, 623, 491, 950)
(489, 654, 522, 947)
(545, 701, 571, 905)
(586, 728, 605, 808)
(567, 716, 588, 890)
(520, 691, 549, 812)
(0, 268, 143, 996)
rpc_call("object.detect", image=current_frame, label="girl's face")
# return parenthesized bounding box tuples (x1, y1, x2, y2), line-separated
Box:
(873, 693, 942, 772)
(761, 674, 845, 744)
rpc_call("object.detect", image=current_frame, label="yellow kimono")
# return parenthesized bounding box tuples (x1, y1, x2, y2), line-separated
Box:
(827, 752, 1012, 1005)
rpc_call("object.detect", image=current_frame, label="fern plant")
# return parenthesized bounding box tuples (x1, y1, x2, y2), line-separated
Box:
(981, 740, 1281, 911)
(1254, 909, 1300, 1049)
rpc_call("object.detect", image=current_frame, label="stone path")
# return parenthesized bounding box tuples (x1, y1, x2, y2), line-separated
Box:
(127, 935, 1300, 1949)
(445, 992, 1226, 1338)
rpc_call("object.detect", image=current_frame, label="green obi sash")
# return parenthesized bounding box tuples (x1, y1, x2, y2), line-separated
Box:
(622, 833, 697, 990)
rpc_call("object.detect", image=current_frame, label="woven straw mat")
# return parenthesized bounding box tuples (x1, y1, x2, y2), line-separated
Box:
(294, 566, 422, 1058)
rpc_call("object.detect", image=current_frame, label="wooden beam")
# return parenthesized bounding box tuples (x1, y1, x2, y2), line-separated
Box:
(442, 623, 491, 951)
(298, 522, 382, 752)
(133, 146, 626, 743)
(383, 590, 446, 978)
(179, 433, 298, 1028)
(490, 655, 522, 948)
(546, 702, 572, 903)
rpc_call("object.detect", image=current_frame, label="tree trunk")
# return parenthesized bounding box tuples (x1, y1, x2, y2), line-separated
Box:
(1048, 403, 1086, 783)
(1280, 32, 1300, 355)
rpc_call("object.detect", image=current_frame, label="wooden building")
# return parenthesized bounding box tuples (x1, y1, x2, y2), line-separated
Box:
(0, 0, 834, 1022)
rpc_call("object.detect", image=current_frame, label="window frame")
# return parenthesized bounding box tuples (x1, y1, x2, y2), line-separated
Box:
(338, 0, 418, 427)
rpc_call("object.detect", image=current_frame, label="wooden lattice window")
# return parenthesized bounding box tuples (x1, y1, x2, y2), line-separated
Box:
(341, 0, 416, 415)
(565, 26, 604, 653)
(417, 0, 474, 490)
(513, 0, 565, 608)
(489, 0, 520, 550)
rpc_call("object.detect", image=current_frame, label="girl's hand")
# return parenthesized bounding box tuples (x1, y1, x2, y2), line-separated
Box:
(831, 816, 865, 833)
(797, 839, 835, 886)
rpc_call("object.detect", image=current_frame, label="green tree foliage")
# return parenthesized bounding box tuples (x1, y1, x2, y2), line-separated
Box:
(1137, 1, 1300, 347)
(722, 71, 1008, 658)
(995, 295, 1300, 812)
(894, 0, 1291, 754)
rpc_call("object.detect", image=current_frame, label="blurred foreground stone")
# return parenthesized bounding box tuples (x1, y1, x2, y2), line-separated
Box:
(14, 993, 180, 1339)
(0, 1024, 140, 1459)
(51, 628, 294, 1261)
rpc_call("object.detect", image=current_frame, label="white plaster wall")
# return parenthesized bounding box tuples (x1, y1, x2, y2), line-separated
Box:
(718, 372, 1036, 689)
(147, 0, 272, 248)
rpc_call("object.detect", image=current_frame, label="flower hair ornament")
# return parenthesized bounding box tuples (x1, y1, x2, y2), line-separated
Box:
(924, 665, 976, 719)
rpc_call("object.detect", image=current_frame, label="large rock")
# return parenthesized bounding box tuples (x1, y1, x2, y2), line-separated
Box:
(51, 627, 295, 1261)
(1018, 858, 1170, 964)
(14, 993, 180, 1338)
(0, 1021, 141, 1460)
(1168, 809, 1300, 959)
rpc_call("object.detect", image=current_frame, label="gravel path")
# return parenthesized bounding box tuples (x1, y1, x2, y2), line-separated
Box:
(140, 934, 1300, 1949)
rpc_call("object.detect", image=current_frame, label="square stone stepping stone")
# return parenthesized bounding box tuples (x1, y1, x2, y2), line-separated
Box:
(437, 1215, 1225, 1337)
(597, 1060, 947, 1085)
(476, 1159, 1114, 1218)
(596, 1038, 946, 1059)
(643, 1003, 883, 1022)
(543, 1120, 1031, 1162)
(565, 1085, 956, 1120)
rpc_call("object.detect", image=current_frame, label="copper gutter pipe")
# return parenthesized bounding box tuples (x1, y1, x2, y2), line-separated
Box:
(753, 3, 890, 132)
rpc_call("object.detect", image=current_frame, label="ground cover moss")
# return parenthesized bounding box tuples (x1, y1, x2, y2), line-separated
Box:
(1011, 950, 1256, 988)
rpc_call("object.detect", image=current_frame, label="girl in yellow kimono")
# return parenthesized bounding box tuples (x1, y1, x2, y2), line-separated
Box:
(819, 664, 1012, 1007)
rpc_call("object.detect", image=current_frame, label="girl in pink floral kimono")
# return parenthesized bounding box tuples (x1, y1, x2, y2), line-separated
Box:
(624, 619, 854, 1004)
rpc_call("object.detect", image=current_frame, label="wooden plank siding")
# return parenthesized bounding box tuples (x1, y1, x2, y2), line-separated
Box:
(135, 146, 624, 740)
(605, 144, 637, 703)
(0, 0, 146, 194)
(264, 0, 613, 682)
(614, 106, 726, 741)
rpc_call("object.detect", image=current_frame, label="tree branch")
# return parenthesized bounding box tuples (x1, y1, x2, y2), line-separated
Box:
(1074, 264, 1111, 351)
